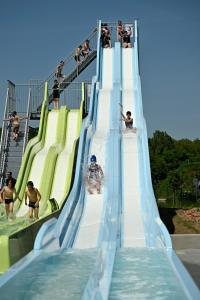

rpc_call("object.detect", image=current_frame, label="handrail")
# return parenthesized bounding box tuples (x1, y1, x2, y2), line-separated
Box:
(0, 88, 9, 188)
(0, 123, 11, 188)
(22, 88, 31, 154)
(0, 89, 9, 165)
(37, 28, 97, 93)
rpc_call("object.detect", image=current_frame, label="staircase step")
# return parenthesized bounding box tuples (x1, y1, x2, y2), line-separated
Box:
(6, 157, 22, 163)
(8, 141, 24, 147)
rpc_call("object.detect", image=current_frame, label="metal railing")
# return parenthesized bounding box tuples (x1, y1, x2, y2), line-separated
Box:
(35, 28, 98, 109)
(0, 83, 38, 187)
(29, 80, 44, 113)
(22, 88, 31, 154)
(100, 21, 135, 47)
(48, 81, 91, 112)
(0, 89, 10, 188)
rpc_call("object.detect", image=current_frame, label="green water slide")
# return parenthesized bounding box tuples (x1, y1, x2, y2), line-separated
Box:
(0, 82, 84, 273)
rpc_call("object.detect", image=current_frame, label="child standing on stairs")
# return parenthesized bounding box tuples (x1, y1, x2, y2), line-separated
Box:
(52, 79, 60, 110)
(4, 111, 28, 141)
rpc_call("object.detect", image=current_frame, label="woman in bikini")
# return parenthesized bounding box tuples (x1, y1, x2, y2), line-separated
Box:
(0, 178, 20, 220)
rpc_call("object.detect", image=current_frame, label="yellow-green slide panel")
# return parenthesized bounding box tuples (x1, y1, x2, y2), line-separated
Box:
(17, 107, 68, 217)
(49, 110, 81, 209)
(0, 83, 84, 273)
(14, 82, 49, 207)
(48, 83, 84, 209)
(0, 108, 67, 273)
(0, 236, 10, 274)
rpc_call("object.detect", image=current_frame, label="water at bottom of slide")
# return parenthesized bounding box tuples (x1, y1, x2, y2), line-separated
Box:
(0, 249, 97, 300)
(109, 248, 188, 300)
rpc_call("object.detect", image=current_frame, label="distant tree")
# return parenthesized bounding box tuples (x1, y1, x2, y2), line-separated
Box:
(168, 171, 183, 206)
(148, 131, 200, 207)
(149, 130, 174, 156)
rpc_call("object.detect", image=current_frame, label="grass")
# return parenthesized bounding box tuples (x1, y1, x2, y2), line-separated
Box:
(173, 214, 200, 234)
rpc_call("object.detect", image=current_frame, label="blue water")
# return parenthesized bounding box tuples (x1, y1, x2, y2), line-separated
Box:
(0, 249, 97, 300)
(109, 248, 188, 300)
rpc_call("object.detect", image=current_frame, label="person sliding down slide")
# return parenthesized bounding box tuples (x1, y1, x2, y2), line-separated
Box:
(85, 155, 104, 194)
(119, 103, 137, 133)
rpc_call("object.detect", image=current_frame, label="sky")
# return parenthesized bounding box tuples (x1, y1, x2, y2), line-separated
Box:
(0, 0, 199, 140)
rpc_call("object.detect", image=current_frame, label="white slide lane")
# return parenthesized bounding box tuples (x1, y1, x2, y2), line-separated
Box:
(74, 48, 113, 249)
(121, 48, 145, 247)
(17, 111, 59, 217)
(50, 111, 80, 205)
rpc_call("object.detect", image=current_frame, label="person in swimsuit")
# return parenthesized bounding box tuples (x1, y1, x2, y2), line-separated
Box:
(74, 45, 82, 64)
(122, 30, 132, 48)
(0, 178, 20, 220)
(81, 39, 91, 58)
(122, 111, 133, 128)
(120, 105, 136, 132)
(25, 181, 41, 220)
(52, 79, 60, 110)
(117, 20, 124, 43)
(6, 171, 16, 185)
(55, 60, 64, 83)
(85, 155, 104, 194)
(101, 24, 111, 48)
(4, 111, 28, 141)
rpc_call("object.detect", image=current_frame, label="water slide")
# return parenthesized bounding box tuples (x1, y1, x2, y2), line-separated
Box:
(71, 48, 113, 249)
(0, 21, 199, 300)
(0, 24, 115, 298)
(86, 27, 199, 299)
(108, 46, 200, 299)
(0, 84, 83, 273)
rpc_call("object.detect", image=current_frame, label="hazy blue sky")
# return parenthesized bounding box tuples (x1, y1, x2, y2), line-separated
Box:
(0, 0, 199, 139)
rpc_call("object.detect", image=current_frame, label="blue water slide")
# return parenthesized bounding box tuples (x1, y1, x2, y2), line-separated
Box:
(108, 20, 199, 300)
(81, 42, 122, 300)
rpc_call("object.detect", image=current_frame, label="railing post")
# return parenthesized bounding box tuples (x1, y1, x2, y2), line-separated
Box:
(23, 87, 31, 153)
(0, 88, 9, 187)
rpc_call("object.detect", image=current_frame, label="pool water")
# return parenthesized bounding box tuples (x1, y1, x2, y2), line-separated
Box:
(109, 248, 188, 300)
(0, 249, 97, 300)
(0, 212, 30, 236)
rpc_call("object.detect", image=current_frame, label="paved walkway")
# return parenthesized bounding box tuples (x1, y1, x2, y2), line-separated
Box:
(171, 234, 200, 289)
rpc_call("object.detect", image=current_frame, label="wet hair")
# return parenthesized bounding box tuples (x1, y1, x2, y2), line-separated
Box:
(54, 79, 58, 83)
(7, 171, 12, 176)
(12, 111, 17, 117)
(60, 60, 64, 64)
(6, 178, 15, 188)
(126, 111, 132, 116)
(27, 181, 34, 187)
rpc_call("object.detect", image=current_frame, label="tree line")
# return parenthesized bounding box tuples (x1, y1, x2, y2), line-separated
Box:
(149, 131, 200, 207)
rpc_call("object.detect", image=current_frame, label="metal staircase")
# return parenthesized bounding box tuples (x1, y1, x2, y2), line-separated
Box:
(47, 50, 97, 108)
(35, 28, 97, 113)
(4, 120, 27, 180)
(0, 82, 30, 188)
(0, 27, 97, 187)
